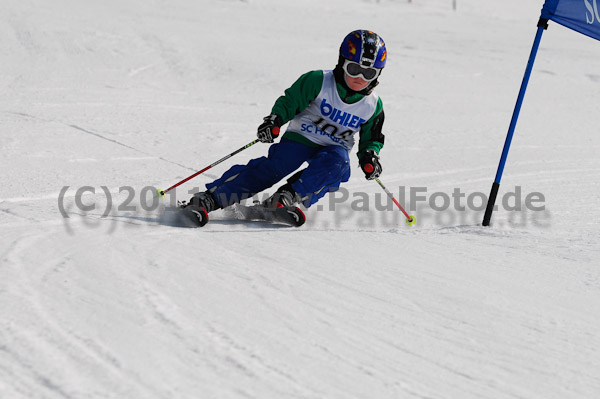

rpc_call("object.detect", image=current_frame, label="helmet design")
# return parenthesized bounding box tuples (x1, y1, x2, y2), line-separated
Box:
(340, 30, 387, 69)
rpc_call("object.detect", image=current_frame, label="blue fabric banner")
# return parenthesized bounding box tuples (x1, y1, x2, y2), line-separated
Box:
(541, 0, 600, 41)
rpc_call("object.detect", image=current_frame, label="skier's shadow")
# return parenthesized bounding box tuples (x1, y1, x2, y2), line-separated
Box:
(99, 208, 191, 228)
(106, 207, 291, 229)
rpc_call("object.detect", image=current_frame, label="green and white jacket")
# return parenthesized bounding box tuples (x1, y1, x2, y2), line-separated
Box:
(271, 70, 385, 159)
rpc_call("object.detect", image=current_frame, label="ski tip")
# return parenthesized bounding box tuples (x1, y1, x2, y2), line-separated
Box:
(192, 206, 209, 227)
(180, 205, 209, 227)
(406, 216, 417, 226)
(157, 188, 166, 198)
(289, 207, 306, 227)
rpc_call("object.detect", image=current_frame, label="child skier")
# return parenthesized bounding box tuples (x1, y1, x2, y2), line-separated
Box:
(186, 30, 387, 226)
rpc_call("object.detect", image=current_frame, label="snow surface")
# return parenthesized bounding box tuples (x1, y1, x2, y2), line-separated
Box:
(1, 0, 600, 398)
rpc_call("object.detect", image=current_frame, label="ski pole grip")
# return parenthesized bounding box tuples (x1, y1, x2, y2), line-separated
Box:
(272, 126, 280, 137)
(363, 163, 374, 173)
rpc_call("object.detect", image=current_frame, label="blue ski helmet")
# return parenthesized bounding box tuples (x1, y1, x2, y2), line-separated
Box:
(340, 30, 387, 69)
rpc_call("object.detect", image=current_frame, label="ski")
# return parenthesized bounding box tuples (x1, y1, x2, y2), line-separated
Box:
(161, 201, 305, 228)
(180, 205, 209, 227)
(167, 203, 208, 228)
(231, 203, 306, 227)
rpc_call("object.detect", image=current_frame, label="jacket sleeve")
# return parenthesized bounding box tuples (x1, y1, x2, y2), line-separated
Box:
(270, 70, 324, 124)
(357, 97, 385, 158)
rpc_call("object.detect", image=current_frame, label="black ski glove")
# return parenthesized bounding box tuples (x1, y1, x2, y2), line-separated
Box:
(359, 150, 382, 180)
(257, 114, 283, 143)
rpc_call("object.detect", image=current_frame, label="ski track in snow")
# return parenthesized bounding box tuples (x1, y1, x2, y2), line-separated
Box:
(1, 0, 600, 398)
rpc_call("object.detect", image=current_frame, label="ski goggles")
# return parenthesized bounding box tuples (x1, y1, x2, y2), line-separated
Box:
(342, 59, 382, 82)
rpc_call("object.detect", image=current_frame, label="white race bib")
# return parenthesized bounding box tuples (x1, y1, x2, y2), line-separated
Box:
(286, 70, 379, 150)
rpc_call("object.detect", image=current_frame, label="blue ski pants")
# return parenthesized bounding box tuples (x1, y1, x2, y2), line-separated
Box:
(206, 139, 351, 208)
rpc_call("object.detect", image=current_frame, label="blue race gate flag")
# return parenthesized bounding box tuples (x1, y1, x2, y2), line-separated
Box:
(541, 0, 600, 41)
(483, 0, 600, 226)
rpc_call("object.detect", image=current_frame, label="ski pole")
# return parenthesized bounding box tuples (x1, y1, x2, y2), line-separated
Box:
(373, 177, 416, 226)
(157, 128, 279, 197)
